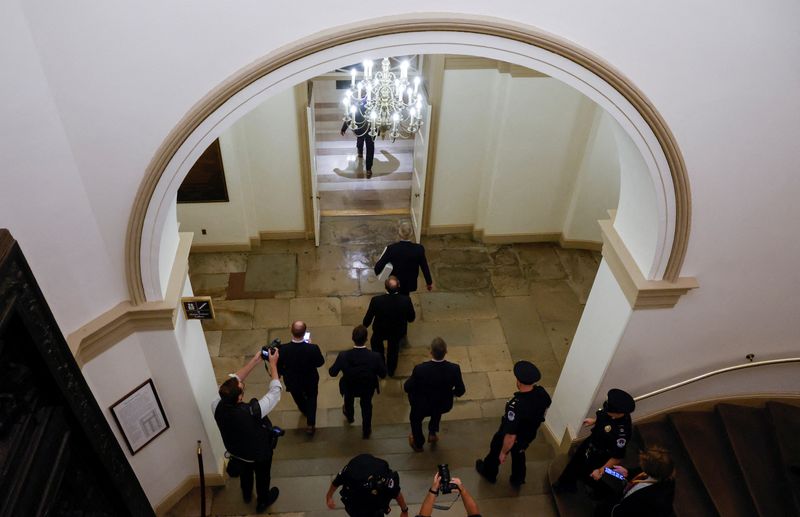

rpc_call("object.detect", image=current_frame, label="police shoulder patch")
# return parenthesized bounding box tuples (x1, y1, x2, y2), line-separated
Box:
(616, 438, 627, 448)
(388, 478, 395, 488)
(507, 410, 516, 421)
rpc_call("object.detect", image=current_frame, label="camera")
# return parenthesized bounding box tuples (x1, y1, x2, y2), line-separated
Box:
(270, 425, 285, 450)
(261, 338, 282, 359)
(437, 464, 458, 494)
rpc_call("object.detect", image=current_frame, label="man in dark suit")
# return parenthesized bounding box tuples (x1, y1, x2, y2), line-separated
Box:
(276, 320, 325, 436)
(593, 447, 675, 517)
(374, 221, 433, 295)
(362, 276, 416, 377)
(340, 100, 375, 178)
(329, 325, 387, 439)
(403, 337, 466, 451)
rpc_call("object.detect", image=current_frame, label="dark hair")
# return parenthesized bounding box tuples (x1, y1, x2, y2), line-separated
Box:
(640, 447, 675, 481)
(291, 320, 307, 339)
(430, 337, 447, 360)
(385, 276, 400, 293)
(219, 377, 242, 402)
(352, 325, 368, 345)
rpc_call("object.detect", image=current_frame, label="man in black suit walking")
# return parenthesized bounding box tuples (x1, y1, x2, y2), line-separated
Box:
(363, 276, 416, 377)
(341, 100, 375, 179)
(374, 221, 433, 295)
(329, 325, 387, 439)
(276, 320, 325, 436)
(403, 337, 466, 452)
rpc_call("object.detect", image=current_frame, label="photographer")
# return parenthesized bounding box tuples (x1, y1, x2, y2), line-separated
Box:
(417, 471, 481, 517)
(325, 454, 409, 517)
(212, 348, 282, 513)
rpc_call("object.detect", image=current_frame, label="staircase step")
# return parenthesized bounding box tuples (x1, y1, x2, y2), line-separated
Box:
(318, 171, 413, 183)
(766, 402, 800, 513)
(717, 404, 795, 516)
(638, 420, 717, 517)
(670, 411, 757, 517)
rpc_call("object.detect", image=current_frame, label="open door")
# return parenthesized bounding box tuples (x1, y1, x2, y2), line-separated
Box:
(306, 99, 321, 246)
(411, 101, 432, 242)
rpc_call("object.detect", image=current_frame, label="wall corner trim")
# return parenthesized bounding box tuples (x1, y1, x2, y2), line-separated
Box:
(599, 219, 697, 309)
(69, 232, 194, 366)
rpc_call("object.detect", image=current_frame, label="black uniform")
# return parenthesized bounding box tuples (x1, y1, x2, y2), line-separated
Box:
(213, 398, 276, 505)
(341, 113, 374, 172)
(362, 291, 415, 376)
(333, 454, 401, 517)
(374, 241, 432, 295)
(479, 386, 551, 484)
(329, 346, 387, 436)
(404, 360, 465, 449)
(557, 407, 632, 490)
(277, 340, 325, 426)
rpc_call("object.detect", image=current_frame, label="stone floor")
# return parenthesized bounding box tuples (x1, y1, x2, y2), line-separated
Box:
(178, 215, 601, 516)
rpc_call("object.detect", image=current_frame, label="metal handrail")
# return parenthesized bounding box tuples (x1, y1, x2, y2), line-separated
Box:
(634, 357, 800, 402)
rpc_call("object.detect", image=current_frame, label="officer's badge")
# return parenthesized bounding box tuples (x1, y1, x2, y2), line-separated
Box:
(507, 410, 516, 421)
(616, 438, 627, 448)
(604, 425, 611, 433)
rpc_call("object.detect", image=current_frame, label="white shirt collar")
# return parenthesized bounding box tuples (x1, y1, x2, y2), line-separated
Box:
(431, 358, 445, 362)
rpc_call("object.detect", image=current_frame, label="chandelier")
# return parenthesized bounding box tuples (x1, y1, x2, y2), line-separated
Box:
(342, 57, 423, 141)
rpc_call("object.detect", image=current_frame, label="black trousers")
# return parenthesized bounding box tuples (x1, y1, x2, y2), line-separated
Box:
(344, 391, 374, 434)
(409, 406, 443, 448)
(370, 333, 402, 376)
(289, 384, 319, 426)
(557, 439, 609, 491)
(356, 134, 374, 171)
(481, 431, 528, 483)
(239, 456, 272, 505)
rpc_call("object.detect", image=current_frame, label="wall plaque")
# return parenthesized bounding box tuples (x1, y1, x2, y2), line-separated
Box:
(181, 296, 215, 320)
(110, 379, 170, 455)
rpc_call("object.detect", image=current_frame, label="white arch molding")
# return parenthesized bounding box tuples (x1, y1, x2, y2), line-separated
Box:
(131, 17, 690, 303)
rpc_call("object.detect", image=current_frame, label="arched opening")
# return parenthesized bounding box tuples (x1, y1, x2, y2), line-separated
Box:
(126, 15, 691, 455)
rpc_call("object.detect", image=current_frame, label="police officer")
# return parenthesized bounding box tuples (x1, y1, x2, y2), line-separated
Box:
(554, 388, 635, 493)
(475, 360, 551, 486)
(325, 454, 410, 517)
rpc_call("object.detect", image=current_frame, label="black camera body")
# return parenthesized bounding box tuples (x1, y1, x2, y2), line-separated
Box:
(437, 464, 458, 494)
(261, 338, 282, 359)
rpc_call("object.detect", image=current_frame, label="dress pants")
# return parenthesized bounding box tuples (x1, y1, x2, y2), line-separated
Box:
(409, 406, 442, 449)
(370, 333, 402, 376)
(343, 391, 374, 435)
(239, 456, 272, 505)
(356, 134, 374, 171)
(289, 384, 319, 426)
(481, 431, 528, 484)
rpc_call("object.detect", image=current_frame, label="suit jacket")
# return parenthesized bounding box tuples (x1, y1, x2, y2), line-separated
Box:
(608, 479, 675, 517)
(362, 292, 415, 338)
(403, 360, 466, 414)
(329, 347, 387, 396)
(374, 240, 432, 294)
(277, 340, 325, 393)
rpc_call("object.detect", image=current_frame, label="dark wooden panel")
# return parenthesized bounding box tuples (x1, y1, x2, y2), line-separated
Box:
(177, 139, 229, 203)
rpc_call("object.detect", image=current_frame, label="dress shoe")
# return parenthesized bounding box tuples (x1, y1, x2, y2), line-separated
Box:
(362, 428, 371, 439)
(305, 425, 316, 436)
(510, 476, 525, 488)
(366, 169, 372, 179)
(357, 153, 363, 158)
(408, 434, 424, 452)
(475, 459, 496, 483)
(256, 487, 279, 512)
(342, 406, 354, 424)
(242, 492, 252, 504)
(427, 433, 439, 444)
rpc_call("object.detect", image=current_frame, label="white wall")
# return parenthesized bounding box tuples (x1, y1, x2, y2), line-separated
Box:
(429, 66, 620, 241)
(177, 88, 306, 245)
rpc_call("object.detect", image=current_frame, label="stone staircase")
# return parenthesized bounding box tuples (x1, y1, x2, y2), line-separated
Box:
(549, 401, 800, 517)
(169, 417, 558, 516)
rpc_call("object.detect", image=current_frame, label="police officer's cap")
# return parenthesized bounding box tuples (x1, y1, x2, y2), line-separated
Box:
(513, 361, 541, 384)
(606, 388, 635, 413)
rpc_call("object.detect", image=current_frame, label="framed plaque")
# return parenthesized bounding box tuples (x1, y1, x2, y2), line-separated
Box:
(181, 296, 215, 320)
(110, 379, 170, 455)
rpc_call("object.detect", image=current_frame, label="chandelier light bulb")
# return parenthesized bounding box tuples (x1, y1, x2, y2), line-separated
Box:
(410, 108, 416, 118)
(400, 60, 409, 79)
(350, 68, 357, 87)
(350, 105, 356, 116)
(392, 112, 400, 122)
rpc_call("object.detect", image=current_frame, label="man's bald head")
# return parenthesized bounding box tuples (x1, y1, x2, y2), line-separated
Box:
(398, 221, 413, 240)
(291, 320, 307, 339)
(385, 276, 400, 293)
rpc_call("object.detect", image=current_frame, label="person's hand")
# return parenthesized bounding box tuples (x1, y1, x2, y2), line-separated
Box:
(450, 477, 464, 491)
(426, 284, 433, 291)
(252, 350, 263, 363)
(499, 451, 508, 464)
(400, 509, 408, 517)
(590, 468, 603, 481)
(430, 472, 441, 493)
(269, 348, 280, 367)
(583, 417, 596, 427)
(613, 465, 629, 478)
(326, 495, 335, 509)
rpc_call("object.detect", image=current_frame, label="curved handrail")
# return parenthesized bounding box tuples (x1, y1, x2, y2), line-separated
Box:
(634, 358, 800, 402)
